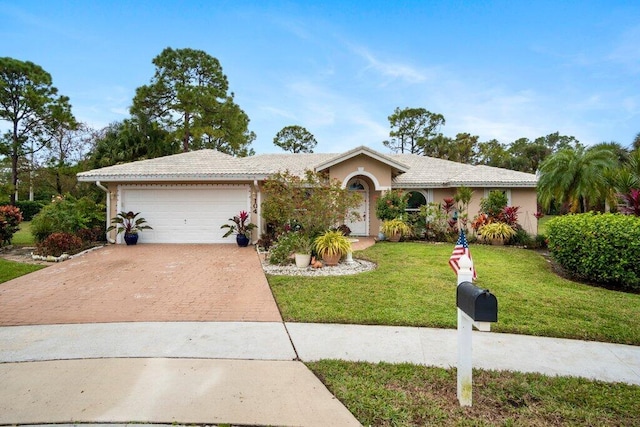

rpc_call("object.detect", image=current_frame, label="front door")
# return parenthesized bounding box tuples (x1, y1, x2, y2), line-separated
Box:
(346, 178, 368, 236)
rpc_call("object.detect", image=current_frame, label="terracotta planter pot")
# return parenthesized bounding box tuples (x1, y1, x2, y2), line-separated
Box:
(387, 232, 401, 242)
(322, 253, 341, 266)
(490, 238, 505, 246)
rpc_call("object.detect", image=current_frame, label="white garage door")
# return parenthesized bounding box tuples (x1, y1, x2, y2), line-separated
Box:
(119, 185, 251, 244)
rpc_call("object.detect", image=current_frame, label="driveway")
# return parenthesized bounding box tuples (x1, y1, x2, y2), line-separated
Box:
(0, 244, 282, 326)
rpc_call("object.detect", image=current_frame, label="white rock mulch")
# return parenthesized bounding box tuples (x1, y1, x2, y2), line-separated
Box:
(261, 259, 377, 276)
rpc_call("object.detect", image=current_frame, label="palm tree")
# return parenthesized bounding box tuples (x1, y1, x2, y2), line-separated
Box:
(537, 145, 618, 213)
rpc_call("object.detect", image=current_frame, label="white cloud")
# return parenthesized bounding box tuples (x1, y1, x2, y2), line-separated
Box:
(351, 45, 432, 85)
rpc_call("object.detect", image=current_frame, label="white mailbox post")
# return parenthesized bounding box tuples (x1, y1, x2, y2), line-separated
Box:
(456, 255, 498, 407)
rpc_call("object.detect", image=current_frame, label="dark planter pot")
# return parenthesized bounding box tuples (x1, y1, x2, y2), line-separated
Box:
(236, 234, 250, 247)
(124, 232, 139, 245)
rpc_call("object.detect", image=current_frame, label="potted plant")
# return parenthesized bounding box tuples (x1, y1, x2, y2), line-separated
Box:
(107, 211, 153, 245)
(291, 232, 313, 268)
(221, 210, 257, 247)
(478, 222, 516, 245)
(314, 230, 352, 266)
(381, 218, 412, 242)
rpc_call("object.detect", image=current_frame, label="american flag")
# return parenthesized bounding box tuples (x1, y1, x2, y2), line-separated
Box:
(449, 229, 477, 280)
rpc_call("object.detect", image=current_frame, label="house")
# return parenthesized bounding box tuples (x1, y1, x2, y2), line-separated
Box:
(77, 146, 538, 243)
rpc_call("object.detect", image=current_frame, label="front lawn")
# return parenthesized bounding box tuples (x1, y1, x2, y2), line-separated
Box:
(309, 360, 640, 427)
(11, 221, 35, 246)
(0, 258, 44, 283)
(268, 242, 640, 345)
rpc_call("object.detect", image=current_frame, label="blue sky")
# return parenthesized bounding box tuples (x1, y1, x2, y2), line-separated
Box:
(2, 0, 639, 154)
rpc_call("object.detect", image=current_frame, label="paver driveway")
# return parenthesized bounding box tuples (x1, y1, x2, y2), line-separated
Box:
(0, 245, 282, 326)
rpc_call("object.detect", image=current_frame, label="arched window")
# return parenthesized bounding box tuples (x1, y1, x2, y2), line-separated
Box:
(348, 179, 366, 191)
(406, 191, 427, 212)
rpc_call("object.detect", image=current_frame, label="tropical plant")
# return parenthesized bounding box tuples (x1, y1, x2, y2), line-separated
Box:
(537, 145, 618, 213)
(617, 189, 640, 216)
(221, 210, 256, 238)
(479, 190, 509, 220)
(479, 222, 516, 242)
(107, 211, 153, 235)
(381, 218, 412, 238)
(420, 202, 450, 241)
(375, 190, 407, 221)
(314, 230, 352, 261)
(454, 186, 473, 232)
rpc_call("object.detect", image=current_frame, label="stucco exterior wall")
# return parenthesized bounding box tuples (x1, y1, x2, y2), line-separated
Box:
(511, 188, 538, 235)
(327, 154, 393, 190)
(408, 186, 538, 236)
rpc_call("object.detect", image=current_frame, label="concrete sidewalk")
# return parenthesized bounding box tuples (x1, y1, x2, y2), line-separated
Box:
(2, 322, 639, 385)
(1, 322, 639, 426)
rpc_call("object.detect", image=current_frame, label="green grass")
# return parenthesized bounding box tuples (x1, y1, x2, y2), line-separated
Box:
(308, 360, 640, 427)
(268, 242, 640, 345)
(11, 221, 35, 246)
(0, 258, 44, 283)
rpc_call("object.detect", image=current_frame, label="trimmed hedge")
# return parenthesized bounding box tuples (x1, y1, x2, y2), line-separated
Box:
(546, 213, 640, 292)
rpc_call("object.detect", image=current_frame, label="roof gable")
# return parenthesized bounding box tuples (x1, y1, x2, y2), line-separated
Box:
(314, 146, 409, 174)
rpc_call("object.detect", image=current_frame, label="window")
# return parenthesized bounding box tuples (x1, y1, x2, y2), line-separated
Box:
(348, 179, 366, 191)
(406, 190, 429, 212)
(484, 189, 512, 205)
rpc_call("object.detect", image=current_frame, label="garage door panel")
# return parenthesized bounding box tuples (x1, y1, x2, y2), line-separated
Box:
(119, 186, 251, 244)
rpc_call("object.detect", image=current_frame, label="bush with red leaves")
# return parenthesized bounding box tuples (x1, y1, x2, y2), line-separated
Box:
(0, 205, 23, 246)
(37, 232, 83, 257)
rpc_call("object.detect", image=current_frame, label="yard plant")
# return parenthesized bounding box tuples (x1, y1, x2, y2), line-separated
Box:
(546, 213, 640, 291)
(268, 242, 640, 345)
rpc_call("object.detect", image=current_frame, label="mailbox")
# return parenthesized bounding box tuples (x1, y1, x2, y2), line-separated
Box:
(456, 281, 498, 322)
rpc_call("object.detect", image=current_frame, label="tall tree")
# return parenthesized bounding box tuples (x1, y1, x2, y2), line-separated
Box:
(507, 132, 581, 173)
(90, 117, 175, 168)
(0, 57, 75, 204)
(42, 122, 95, 195)
(383, 107, 445, 154)
(537, 145, 617, 213)
(273, 125, 317, 153)
(474, 139, 510, 167)
(131, 47, 254, 156)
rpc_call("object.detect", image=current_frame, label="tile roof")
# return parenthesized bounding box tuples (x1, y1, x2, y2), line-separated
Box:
(78, 147, 537, 187)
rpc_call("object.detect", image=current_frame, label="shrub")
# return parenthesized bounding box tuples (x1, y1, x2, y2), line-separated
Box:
(0, 205, 23, 246)
(31, 195, 105, 242)
(13, 200, 45, 221)
(533, 234, 548, 249)
(261, 171, 363, 237)
(546, 213, 640, 292)
(375, 190, 407, 221)
(509, 228, 533, 247)
(36, 232, 83, 257)
(76, 226, 105, 243)
(268, 232, 299, 265)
